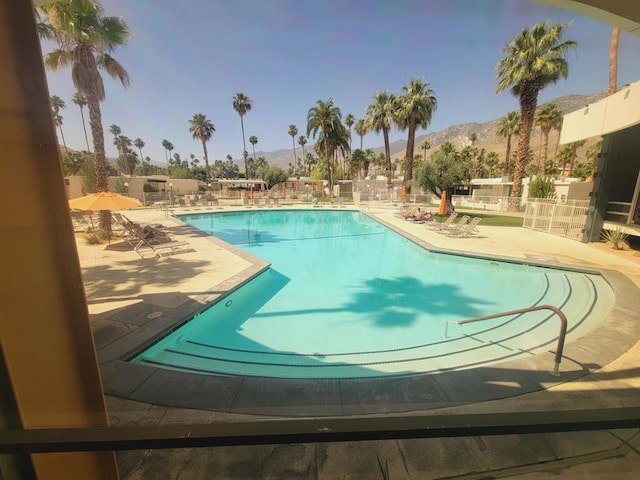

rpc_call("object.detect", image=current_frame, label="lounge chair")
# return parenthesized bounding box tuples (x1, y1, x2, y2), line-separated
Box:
(273, 197, 281, 207)
(133, 234, 191, 259)
(254, 197, 261, 207)
(112, 213, 166, 244)
(425, 212, 458, 230)
(442, 217, 482, 237)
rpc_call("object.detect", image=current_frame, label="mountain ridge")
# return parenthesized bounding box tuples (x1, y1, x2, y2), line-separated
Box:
(259, 91, 606, 170)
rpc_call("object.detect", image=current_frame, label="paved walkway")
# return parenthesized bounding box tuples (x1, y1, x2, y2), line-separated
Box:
(78, 204, 640, 479)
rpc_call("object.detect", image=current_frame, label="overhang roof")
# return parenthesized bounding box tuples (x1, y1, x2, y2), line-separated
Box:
(559, 80, 640, 144)
(534, 1, 640, 36)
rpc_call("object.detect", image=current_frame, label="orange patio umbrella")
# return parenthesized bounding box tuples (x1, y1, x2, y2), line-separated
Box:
(438, 190, 448, 215)
(68, 191, 142, 211)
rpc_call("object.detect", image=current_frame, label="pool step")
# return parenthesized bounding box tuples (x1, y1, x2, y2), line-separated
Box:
(136, 271, 608, 378)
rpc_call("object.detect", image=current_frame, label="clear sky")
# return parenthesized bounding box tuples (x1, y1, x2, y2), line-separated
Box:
(41, 0, 640, 167)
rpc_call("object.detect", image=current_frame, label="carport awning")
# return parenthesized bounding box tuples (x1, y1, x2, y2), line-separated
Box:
(559, 79, 640, 144)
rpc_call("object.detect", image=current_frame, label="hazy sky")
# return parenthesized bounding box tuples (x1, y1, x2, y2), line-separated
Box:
(41, 0, 640, 166)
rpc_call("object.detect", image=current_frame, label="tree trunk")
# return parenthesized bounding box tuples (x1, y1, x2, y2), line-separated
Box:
(404, 120, 416, 193)
(58, 125, 67, 151)
(511, 83, 539, 209)
(87, 96, 111, 233)
(503, 135, 512, 176)
(202, 139, 210, 182)
(324, 133, 332, 199)
(80, 106, 91, 152)
(383, 127, 392, 185)
(608, 27, 620, 96)
(240, 116, 248, 178)
(291, 135, 297, 169)
(541, 127, 550, 175)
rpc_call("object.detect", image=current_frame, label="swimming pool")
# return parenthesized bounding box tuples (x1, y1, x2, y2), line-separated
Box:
(132, 210, 615, 379)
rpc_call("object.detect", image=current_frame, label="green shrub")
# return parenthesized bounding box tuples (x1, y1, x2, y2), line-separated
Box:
(85, 233, 101, 245)
(528, 176, 557, 199)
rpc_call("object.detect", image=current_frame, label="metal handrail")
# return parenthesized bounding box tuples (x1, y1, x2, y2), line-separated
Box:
(455, 304, 568, 376)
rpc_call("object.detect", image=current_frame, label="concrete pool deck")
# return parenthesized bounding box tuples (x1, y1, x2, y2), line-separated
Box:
(78, 204, 640, 478)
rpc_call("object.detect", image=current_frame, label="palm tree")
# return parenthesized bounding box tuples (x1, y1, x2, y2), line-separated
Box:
(395, 78, 437, 193)
(567, 140, 586, 175)
(115, 135, 133, 174)
(608, 27, 620, 95)
(249, 135, 258, 162)
(49, 94, 67, 151)
(354, 119, 368, 152)
(496, 21, 577, 207)
(298, 135, 307, 163)
(232, 93, 252, 178)
(496, 111, 520, 176)
(534, 103, 563, 174)
(134, 138, 145, 166)
(288, 125, 298, 169)
(365, 91, 396, 185)
(71, 92, 91, 151)
(109, 124, 122, 166)
(189, 113, 215, 181)
(420, 140, 431, 161)
(161, 139, 173, 171)
(344, 113, 355, 158)
(307, 98, 343, 197)
(40, 0, 130, 232)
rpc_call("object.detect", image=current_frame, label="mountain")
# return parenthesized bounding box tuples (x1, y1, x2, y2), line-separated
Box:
(260, 91, 606, 170)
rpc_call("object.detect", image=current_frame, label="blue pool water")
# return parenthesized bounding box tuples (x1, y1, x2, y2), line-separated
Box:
(132, 210, 615, 378)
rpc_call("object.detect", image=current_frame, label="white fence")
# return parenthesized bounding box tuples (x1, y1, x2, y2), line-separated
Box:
(523, 198, 590, 241)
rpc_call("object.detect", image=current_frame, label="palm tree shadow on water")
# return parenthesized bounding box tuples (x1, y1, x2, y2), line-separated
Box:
(340, 276, 496, 329)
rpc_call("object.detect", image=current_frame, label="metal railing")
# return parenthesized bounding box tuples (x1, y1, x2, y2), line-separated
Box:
(449, 304, 568, 376)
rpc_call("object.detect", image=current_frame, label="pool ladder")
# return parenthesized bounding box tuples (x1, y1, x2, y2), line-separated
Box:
(445, 305, 567, 376)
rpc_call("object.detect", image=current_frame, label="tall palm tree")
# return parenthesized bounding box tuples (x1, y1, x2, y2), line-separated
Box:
(232, 93, 252, 178)
(288, 124, 298, 169)
(344, 113, 355, 157)
(115, 135, 133, 174)
(161, 139, 173, 171)
(534, 103, 563, 174)
(298, 135, 307, 163)
(608, 27, 620, 95)
(395, 78, 437, 192)
(249, 135, 258, 162)
(307, 98, 343, 197)
(496, 21, 576, 207)
(49, 94, 67, 151)
(496, 111, 520, 176)
(40, 0, 130, 232)
(134, 138, 145, 167)
(189, 113, 215, 181)
(365, 91, 396, 185)
(354, 119, 368, 152)
(109, 124, 122, 166)
(71, 91, 91, 151)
